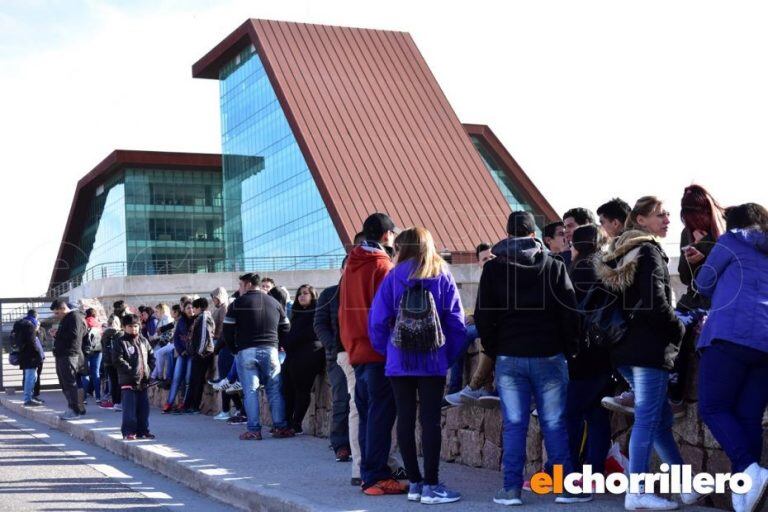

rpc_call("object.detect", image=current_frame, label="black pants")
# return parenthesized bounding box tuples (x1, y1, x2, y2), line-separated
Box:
(390, 376, 445, 485)
(107, 366, 121, 404)
(55, 355, 85, 414)
(121, 388, 150, 437)
(34, 362, 42, 397)
(185, 356, 212, 411)
(669, 319, 698, 403)
(284, 350, 325, 432)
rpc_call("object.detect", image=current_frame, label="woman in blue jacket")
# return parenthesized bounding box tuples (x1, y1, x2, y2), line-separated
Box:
(370, 227, 466, 505)
(695, 203, 768, 512)
(163, 301, 194, 413)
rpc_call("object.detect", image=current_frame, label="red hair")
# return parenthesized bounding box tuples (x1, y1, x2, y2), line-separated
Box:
(680, 184, 725, 238)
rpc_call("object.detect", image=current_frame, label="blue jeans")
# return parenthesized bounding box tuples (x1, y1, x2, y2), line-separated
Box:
(618, 366, 683, 475)
(121, 388, 150, 436)
(566, 374, 612, 474)
(167, 355, 191, 407)
(699, 340, 768, 472)
(79, 352, 103, 399)
(23, 368, 37, 402)
(237, 346, 286, 433)
(448, 324, 478, 393)
(496, 354, 573, 491)
(354, 362, 397, 487)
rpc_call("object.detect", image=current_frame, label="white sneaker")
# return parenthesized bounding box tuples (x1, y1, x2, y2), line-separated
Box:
(212, 378, 230, 391)
(59, 410, 79, 421)
(743, 463, 768, 512)
(459, 386, 491, 406)
(213, 411, 232, 421)
(733, 492, 746, 512)
(444, 386, 468, 407)
(225, 381, 243, 395)
(680, 490, 704, 505)
(113, 404, 122, 412)
(624, 493, 678, 510)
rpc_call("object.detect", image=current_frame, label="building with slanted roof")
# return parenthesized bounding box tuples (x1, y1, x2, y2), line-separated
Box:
(192, 19, 557, 266)
(50, 20, 558, 294)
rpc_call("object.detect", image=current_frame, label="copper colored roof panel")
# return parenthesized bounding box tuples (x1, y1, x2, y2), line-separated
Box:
(194, 19, 512, 252)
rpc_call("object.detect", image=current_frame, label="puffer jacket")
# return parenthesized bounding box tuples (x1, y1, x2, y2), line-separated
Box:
(594, 229, 685, 370)
(113, 333, 155, 390)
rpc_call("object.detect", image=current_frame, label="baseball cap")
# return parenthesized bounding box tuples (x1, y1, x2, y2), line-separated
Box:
(362, 212, 400, 241)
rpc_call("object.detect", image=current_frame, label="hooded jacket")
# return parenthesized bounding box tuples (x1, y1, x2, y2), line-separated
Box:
(475, 236, 578, 358)
(172, 315, 192, 356)
(113, 333, 155, 390)
(339, 243, 394, 365)
(14, 317, 41, 370)
(594, 230, 685, 370)
(369, 259, 466, 377)
(694, 228, 768, 352)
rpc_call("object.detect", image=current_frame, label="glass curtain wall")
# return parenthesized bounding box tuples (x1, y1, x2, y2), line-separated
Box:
(219, 45, 344, 269)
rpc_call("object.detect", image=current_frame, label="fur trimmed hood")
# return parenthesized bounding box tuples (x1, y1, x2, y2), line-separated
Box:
(594, 229, 661, 292)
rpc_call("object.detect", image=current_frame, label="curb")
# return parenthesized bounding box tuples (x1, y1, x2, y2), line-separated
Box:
(0, 395, 327, 512)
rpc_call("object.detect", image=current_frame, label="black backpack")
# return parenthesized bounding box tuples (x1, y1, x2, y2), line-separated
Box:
(579, 284, 638, 349)
(392, 282, 445, 354)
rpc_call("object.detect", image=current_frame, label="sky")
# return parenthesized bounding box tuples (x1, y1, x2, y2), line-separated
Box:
(1, 0, 766, 297)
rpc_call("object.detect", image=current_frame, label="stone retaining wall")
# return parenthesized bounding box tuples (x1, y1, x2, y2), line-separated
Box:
(146, 346, 760, 510)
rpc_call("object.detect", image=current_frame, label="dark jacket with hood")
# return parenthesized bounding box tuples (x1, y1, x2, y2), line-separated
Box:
(14, 317, 42, 370)
(594, 230, 685, 370)
(694, 228, 768, 352)
(314, 284, 343, 363)
(53, 309, 86, 358)
(475, 236, 579, 359)
(113, 333, 155, 390)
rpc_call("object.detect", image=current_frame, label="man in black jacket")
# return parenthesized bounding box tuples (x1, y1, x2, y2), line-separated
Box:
(314, 257, 351, 463)
(475, 211, 587, 506)
(223, 273, 292, 440)
(50, 299, 87, 420)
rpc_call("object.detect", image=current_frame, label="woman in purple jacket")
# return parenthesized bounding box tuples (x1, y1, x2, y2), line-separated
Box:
(370, 227, 466, 505)
(695, 203, 768, 512)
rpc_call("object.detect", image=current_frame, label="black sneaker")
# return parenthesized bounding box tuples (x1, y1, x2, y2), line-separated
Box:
(23, 400, 42, 407)
(351, 477, 362, 486)
(392, 467, 408, 480)
(555, 491, 593, 504)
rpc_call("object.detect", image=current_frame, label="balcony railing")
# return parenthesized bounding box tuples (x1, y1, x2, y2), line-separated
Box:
(49, 254, 345, 297)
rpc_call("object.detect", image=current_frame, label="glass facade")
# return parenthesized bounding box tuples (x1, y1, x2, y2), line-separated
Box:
(69, 167, 224, 280)
(218, 45, 344, 269)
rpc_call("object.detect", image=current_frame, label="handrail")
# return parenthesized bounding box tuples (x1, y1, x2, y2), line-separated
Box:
(49, 254, 345, 297)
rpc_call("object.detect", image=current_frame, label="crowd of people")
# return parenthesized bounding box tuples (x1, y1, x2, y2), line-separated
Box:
(10, 186, 768, 511)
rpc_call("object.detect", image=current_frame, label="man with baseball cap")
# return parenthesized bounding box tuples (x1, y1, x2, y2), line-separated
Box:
(339, 212, 406, 496)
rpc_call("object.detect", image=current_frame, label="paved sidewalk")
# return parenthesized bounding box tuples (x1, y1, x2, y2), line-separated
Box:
(0, 391, 712, 512)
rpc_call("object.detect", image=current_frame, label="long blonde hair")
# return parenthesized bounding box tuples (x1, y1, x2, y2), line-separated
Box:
(394, 227, 446, 279)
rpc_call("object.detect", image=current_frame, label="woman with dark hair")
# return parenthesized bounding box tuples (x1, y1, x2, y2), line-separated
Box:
(668, 185, 726, 412)
(281, 285, 324, 434)
(595, 197, 695, 510)
(564, 224, 612, 477)
(696, 203, 768, 512)
(163, 301, 194, 414)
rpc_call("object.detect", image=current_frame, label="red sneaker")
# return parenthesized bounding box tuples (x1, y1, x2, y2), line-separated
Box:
(123, 434, 137, 441)
(363, 479, 408, 496)
(271, 427, 295, 438)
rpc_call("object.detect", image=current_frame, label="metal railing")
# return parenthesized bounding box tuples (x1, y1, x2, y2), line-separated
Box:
(49, 254, 346, 297)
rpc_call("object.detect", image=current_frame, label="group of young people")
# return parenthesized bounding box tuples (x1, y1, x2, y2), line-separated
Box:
(36, 185, 768, 511)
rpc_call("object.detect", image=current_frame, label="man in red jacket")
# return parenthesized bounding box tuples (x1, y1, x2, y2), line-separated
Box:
(339, 213, 405, 496)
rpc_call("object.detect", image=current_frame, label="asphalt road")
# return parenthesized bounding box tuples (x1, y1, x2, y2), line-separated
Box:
(0, 409, 236, 512)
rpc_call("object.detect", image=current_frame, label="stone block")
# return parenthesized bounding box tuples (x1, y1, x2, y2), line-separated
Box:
(679, 444, 704, 475)
(444, 406, 463, 430)
(459, 404, 485, 431)
(481, 440, 502, 470)
(483, 409, 502, 445)
(458, 429, 483, 467)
